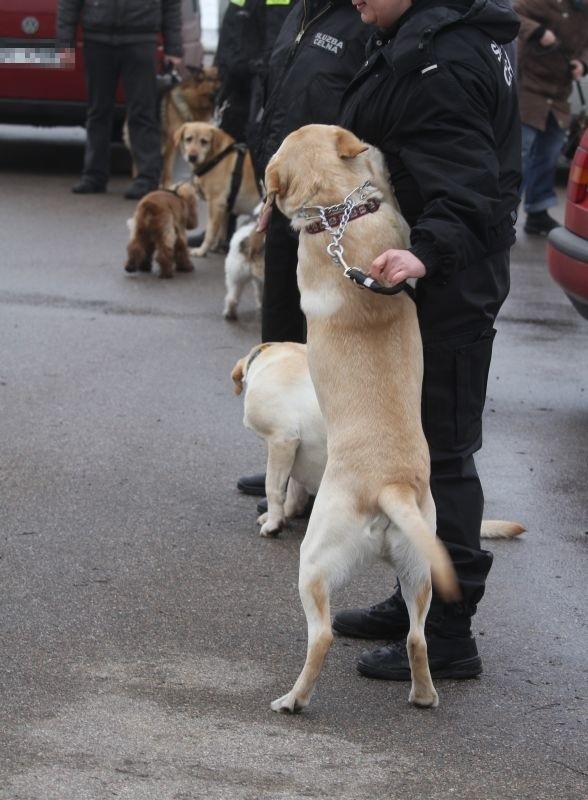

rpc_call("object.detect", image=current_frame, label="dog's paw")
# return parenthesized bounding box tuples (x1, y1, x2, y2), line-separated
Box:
(190, 246, 207, 258)
(223, 302, 238, 321)
(409, 687, 439, 708)
(258, 517, 284, 538)
(270, 692, 306, 714)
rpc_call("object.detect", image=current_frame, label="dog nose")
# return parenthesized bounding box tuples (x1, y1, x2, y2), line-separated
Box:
(188, 155, 196, 163)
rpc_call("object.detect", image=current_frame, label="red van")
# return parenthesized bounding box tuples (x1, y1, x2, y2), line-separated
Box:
(0, 0, 203, 130)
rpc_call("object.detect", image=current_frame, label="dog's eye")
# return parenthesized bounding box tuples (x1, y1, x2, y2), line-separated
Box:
(184, 136, 193, 143)
(200, 138, 209, 146)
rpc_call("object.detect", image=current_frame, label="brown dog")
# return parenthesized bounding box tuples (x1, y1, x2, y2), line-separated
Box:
(125, 183, 198, 279)
(160, 67, 219, 188)
(262, 124, 462, 714)
(175, 121, 261, 257)
(123, 67, 219, 188)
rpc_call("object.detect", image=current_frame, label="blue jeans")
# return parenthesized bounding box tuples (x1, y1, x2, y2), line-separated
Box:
(521, 112, 565, 214)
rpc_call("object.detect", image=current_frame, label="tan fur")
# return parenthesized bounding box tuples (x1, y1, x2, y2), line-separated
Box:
(125, 183, 198, 279)
(175, 121, 261, 257)
(265, 124, 457, 714)
(233, 341, 525, 540)
(124, 67, 219, 187)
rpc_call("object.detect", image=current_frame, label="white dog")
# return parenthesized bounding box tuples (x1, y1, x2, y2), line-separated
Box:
(223, 219, 265, 321)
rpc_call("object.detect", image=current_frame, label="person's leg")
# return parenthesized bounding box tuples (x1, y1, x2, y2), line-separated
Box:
(522, 113, 565, 222)
(120, 42, 161, 191)
(334, 252, 511, 678)
(77, 40, 119, 189)
(261, 207, 305, 343)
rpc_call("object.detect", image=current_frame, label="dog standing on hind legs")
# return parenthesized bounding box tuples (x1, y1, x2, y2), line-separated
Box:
(261, 124, 462, 714)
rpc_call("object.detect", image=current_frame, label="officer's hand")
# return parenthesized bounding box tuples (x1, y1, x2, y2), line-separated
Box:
(370, 250, 426, 286)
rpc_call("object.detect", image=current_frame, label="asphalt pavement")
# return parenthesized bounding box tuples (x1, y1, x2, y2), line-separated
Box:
(0, 125, 586, 800)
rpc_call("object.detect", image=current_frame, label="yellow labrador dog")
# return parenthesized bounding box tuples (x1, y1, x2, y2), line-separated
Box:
(175, 121, 261, 257)
(261, 124, 461, 714)
(231, 341, 525, 538)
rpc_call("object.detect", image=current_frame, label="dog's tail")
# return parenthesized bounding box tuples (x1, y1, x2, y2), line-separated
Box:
(481, 520, 526, 539)
(378, 484, 459, 602)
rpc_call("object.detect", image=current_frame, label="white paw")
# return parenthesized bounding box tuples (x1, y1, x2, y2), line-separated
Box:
(409, 687, 439, 708)
(270, 692, 305, 713)
(190, 246, 207, 258)
(259, 518, 284, 538)
(223, 302, 237, 321)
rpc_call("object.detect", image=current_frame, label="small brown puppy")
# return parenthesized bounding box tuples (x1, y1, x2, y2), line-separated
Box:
(175, 121, 261, 257)
(125, 183, 198, 279)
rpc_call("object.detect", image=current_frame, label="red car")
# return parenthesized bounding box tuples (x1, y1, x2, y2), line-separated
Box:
(547, 127, 588, 320)
(0, 0, 203, 131)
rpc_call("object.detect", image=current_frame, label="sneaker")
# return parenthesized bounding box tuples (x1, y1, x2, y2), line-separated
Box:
(523, 210, 560, 236)
(237, 473, 266, 496)
(71, 180, 106, 194)
(357, 634, 482, 680)
(124, 180, 157, 200)
(332, 589, 410, 640)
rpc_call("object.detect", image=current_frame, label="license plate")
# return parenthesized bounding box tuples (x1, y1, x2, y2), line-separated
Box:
(0, 46, 63, 67)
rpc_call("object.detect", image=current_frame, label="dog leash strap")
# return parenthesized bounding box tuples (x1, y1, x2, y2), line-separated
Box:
(343, 267, 409, 296)
(193, 143, 241, 177)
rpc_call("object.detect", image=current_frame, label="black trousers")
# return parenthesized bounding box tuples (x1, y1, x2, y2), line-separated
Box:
(262, 219, 511, 625)
(82, 40, 161, 186)
(261, 207, 305, 343)
(417, 250, 510, 629)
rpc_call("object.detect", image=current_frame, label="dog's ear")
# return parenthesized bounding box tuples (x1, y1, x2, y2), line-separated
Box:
(230, 358, 246, 395)
(335, 127, 369, 159)
(174, 123, 188, 151)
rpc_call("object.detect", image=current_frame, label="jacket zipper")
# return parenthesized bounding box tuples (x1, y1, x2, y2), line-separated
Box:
(288, 1, 333, 62)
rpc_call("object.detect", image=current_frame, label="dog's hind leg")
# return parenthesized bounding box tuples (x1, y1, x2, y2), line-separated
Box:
(271, 491, 369, 713)
(174, 235, 194, 272)
(125, 238, 152, 273)
(283, 478, 309, 521)
(258, 438, 300, 537)
(386, 486, 438, 707)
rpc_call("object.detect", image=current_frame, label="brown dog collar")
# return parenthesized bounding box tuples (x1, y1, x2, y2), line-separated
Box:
(304, 197, 381, 234)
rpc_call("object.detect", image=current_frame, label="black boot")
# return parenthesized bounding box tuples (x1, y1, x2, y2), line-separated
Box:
(356, 634, 482, 681)
(523, 210, 560, 236)
(332, 585, 409, 640)
(355, 601, 482, 680)
(237, 473, 266, 496)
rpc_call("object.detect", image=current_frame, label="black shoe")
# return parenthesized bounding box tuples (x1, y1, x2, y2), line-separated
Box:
(71, 180, 106, 194)
(238, 473, 266, 496)
(256, 495, 315, 517)
(357, 635, 482, 681)
(523, 210, 560, 236)
(187, 231, 205, 248)
(332, 589, 410, 640)
(124, 180, 157, 200)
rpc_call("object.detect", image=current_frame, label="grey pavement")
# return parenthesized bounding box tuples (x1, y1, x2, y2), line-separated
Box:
(0, 125, 587, 800)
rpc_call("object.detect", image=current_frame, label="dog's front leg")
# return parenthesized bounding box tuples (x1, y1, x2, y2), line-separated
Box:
(258, 438, 299, 537)
(191, 203, 225, 257)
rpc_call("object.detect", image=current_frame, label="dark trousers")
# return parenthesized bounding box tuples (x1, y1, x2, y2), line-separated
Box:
(417, 249, 511, 630)
(82, 40, 161, 186)
(262, 219, 511, 627)
(261, 207, 305, 343)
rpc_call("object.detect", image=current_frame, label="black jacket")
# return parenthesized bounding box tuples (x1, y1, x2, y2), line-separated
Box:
(253, 0, 372, 176)
(56, 0, 183, 55)
(340, 0, 521, 280)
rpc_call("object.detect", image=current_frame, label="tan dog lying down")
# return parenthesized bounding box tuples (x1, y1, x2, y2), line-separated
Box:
(259, 123, 512, 714)
(125, 183, 198, 279)
(175, 121, 261, 257)
(231, 341, 525, 538)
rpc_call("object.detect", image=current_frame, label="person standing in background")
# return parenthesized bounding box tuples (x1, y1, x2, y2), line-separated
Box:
(56, 0, 183, 199)
(514, 0, 588, 236)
